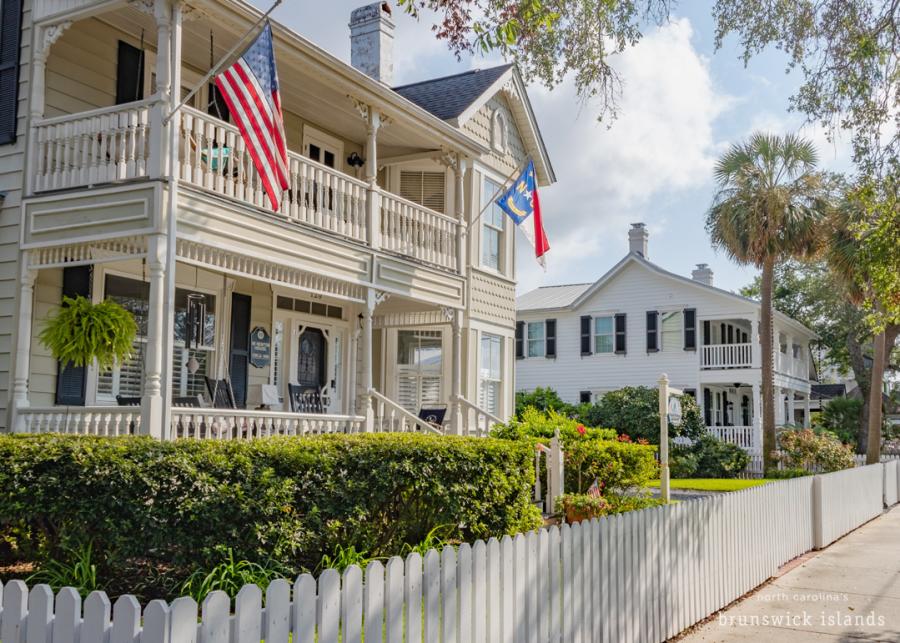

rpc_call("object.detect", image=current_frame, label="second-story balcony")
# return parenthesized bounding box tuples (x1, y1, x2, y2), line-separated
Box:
(701, 342, 754, 369)
(29, 102, 462, 272)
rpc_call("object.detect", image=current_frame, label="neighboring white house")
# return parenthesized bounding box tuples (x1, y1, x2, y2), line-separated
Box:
(0, 0, 555, 436)
(515, 223, 818, 452)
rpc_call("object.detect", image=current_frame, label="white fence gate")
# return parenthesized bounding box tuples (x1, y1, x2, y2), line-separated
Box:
(2, 465, 897, 643)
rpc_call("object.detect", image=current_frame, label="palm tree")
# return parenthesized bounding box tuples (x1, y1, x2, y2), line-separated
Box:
(706, 132, 829, 472)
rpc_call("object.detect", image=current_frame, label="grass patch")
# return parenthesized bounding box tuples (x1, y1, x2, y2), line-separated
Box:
(646, 478, 772, 492)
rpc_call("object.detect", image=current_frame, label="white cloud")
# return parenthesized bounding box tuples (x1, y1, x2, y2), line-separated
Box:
(517, 17, 733, 291)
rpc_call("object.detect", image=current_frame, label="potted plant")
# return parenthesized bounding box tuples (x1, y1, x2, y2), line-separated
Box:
(39, 295, 138, 371)
(557, 492, 609, 524)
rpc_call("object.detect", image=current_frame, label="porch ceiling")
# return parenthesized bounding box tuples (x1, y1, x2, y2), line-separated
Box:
(95, 2, 485, 159)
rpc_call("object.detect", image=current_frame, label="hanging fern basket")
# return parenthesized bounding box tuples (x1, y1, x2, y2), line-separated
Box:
(39, 296, 138, 371)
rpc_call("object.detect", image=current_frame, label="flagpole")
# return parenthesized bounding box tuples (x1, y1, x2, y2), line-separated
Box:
(163, 0, 283, 125)
(466, 159, 528, 231)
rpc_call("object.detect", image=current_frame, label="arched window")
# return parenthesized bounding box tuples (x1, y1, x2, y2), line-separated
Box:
(490, 109, 508, 153)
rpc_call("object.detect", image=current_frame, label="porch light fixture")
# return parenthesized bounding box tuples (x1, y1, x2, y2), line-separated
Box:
(187, 356, 201, 375)
(347, 152, 365, 168)
(357, 313, 364, 329)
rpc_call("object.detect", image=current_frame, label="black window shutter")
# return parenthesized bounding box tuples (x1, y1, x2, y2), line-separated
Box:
(116, 40, 145, 105)
(545, 319, 556, 358)
(55, 266, 92, 405)
(579, 391, 591, 404)
(515, 322, 525, 359)
(727, 324, 734, 344)
(614, 313, 627, 354)
(228, 293, 251, 408)
(645, 311, 658, 352)
(683, 308, 697, 350)
(684, 388, 696, 399)
(580, 315, 592, 356)
(703, 320, 711, 345)
(703, 388, 712, 425)
(0, 0, 24, 145)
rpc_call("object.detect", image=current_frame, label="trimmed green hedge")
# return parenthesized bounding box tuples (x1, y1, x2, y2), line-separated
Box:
(0, 434, 541, 597)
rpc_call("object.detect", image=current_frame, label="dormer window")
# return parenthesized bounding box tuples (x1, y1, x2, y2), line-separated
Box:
(491, 109, 508, 154)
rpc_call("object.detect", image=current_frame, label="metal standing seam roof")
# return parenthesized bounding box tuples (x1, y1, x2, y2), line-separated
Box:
(516, 283, 592, 312)
(392, 64, 514, 121)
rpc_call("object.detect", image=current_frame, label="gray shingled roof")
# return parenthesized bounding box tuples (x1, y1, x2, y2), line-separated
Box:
(393, 64, 513, 121)
(811, 384, 847, 400)
(517, 283, 592, 312)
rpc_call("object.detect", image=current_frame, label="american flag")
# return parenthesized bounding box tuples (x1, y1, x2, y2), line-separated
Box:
(587, 479, 603, 498)
(214, 22, 289, 211)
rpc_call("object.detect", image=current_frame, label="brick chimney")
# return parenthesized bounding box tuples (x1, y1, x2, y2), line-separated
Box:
(692, 263, 714, 286)
(349, 3, 395, 85)
(628, 223, 649, 258)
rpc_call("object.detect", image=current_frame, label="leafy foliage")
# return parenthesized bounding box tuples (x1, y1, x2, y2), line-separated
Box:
(493, 407, 617, 443)
(180, 548, 288, 601)
(38, 296, 137, 371)
(671, 434, 750, 479)
(26, 541, 99, 597)
(813, 397, 864, 447)
(582, 386, 705, 444)
(395, 0, 673, 122)
(776, 428, 856, 473)
(0, 434, 540, 601)
(557, 493, 609, 523)
(514, 387, 577, 418)
(564, 438, 658, 494)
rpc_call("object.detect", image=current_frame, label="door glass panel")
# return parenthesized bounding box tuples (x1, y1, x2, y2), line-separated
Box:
(308, 144, 321, 163)
(297, 328, 326, 390)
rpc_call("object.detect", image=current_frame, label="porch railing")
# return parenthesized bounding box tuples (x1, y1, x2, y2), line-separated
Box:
(170, 408, 365, 439)
(380, 192, 459, 271)
(17, 406, 141, 436)
(177, 108, 369, 245)
(701, 343, 753, 369)
(456, 396, 503, 437)
(30, 101, 154, 192)
(370, 389, 443, 434)
(707, 425, 755, 450)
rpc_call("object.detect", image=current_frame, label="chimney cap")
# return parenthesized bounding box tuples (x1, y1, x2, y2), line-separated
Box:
(695, 262, 709, 269)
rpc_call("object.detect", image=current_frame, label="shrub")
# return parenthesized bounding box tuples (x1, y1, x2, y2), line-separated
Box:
(491, 407, 617, 444)
(812, 397, 862, 447)
(557, 493, 609, 523)
(669, 449, 699, 478)
(765, 467, 813, 479)
(0, 434, 540, 600)
(514, 387, 576, 418)
(564, 438, 658, 493)
(776, 428, 855, 473)
(580, 386, 705, 444)
(670, 434, 750, 479)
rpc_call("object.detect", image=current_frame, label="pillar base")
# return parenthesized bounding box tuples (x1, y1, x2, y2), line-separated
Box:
(141, 395, 165, 439)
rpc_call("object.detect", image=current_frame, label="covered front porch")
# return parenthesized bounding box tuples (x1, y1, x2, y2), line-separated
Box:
(11, 236, 499, 439)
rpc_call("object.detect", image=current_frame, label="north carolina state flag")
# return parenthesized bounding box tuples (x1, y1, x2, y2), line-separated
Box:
(496, 160, 550, 269)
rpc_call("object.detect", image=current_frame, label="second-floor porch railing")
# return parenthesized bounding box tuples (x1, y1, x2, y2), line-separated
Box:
(31, 100, 153, 193)
(27, 102, 461, 272)
(701, 343, 753, 369)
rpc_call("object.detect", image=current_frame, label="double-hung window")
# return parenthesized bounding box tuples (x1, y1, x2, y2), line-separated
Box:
(481, 177, 504, 271)
(594, 316, 614, 353)
(527, 322, 545, 357)
(661, 312, 682, 352)
(479, 333, 502, 414)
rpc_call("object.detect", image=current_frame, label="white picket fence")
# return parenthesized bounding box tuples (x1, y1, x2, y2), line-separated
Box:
(2, 465, 897, 643)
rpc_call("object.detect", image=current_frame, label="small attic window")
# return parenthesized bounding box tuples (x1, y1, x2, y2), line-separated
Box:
(491, 109, 508, 154)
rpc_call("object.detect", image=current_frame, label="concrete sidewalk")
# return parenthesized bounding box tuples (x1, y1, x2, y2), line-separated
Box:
(682, 505, 900, 642)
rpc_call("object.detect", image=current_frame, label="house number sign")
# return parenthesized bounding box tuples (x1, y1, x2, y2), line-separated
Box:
(249, 326, 271, 368)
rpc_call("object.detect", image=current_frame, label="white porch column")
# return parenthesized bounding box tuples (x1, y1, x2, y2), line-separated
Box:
(449, 309, 463, 435)
(750, 316, 761, 368)
(751, 380, 762, 452)
(803, 394, 811, 428)
(454, 154, 469, 276)
(11, 262, 37, 432)
(359, 288, 376, 430)
(142, 234, 168, 438)
(364, 109, 382, 251)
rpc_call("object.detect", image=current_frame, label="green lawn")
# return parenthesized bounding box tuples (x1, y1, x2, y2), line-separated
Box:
(646, 478, 772, 492)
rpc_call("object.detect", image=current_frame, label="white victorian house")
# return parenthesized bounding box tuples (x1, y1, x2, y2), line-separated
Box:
(515, 224, 817, 453)
(0, 0, 554, 437)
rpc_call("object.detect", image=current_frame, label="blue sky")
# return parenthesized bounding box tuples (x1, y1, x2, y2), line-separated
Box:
(255, 1, 852, 295)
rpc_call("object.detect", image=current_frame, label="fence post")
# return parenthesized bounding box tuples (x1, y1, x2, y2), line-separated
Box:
(548, 429, 564, 514)
(812, 474, 824, 549)
(658, 373, 671, 503)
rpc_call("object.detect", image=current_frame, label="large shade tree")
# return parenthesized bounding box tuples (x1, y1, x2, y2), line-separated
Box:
(706, 132, 830, 471)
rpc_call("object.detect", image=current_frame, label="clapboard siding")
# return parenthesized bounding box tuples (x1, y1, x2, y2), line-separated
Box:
(0, 0, 32, 429)
(516, 258, 811, 403)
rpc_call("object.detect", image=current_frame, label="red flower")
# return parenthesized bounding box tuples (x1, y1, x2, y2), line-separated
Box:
(576, 424, 586, 436)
